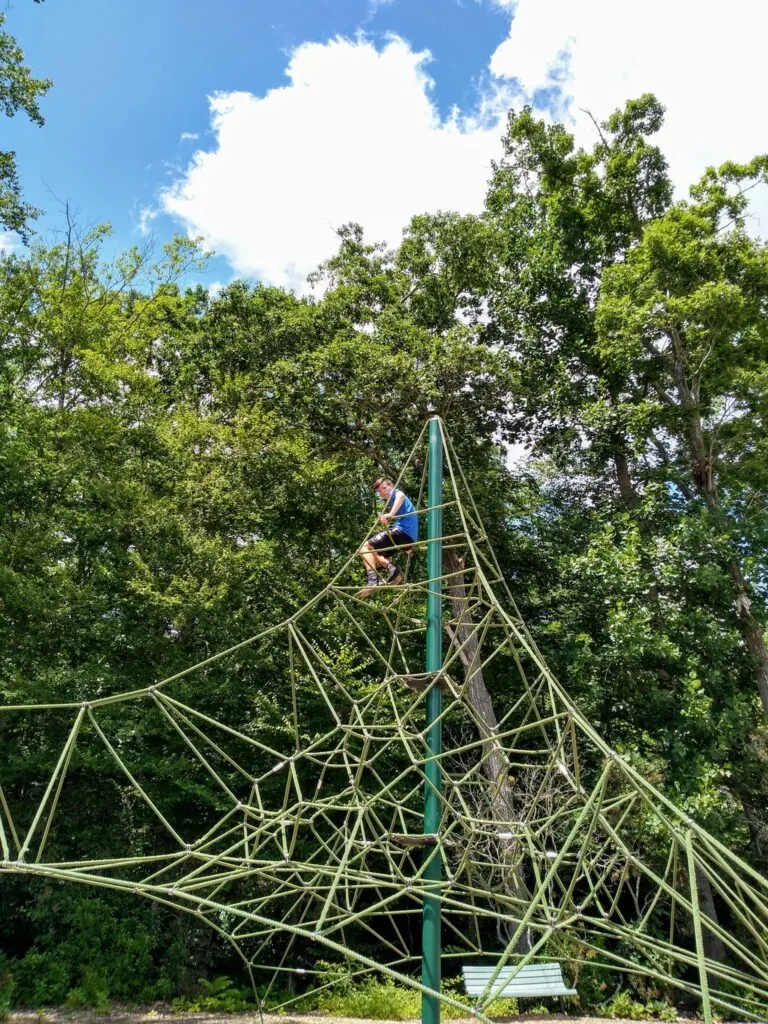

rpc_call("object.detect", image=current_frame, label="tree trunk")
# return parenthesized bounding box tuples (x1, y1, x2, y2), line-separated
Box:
(695, 868, 728, 965)
(614, 449, 638, 504)
(442, 547, 532, 950)
(442, 548, 515, 814)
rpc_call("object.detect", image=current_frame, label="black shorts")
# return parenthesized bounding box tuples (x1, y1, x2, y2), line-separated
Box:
(369, 528, 414, 553)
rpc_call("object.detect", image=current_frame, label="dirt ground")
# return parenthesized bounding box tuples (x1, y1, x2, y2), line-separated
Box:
(7, 1011, 699, 1024)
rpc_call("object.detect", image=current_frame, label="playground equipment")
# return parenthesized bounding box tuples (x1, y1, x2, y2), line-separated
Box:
(1, 418, 768, 1022)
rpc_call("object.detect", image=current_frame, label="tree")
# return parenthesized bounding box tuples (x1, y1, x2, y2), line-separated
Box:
(485, 94, 672, 495)
(597, 157, 768, 719)
(483, 97, 768, 874)
(0, 10, 52, 239)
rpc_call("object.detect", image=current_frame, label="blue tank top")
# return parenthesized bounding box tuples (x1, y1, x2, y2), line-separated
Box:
(386, 489, 418, 540)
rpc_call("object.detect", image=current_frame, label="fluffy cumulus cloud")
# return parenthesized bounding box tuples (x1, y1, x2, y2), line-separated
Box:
(160, 36, 509, 289)
(161, 4, 768, 288)
(491, 0, 768, 228)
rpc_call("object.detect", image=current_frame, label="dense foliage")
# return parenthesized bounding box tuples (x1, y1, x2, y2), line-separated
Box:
(0, 14, 767, 1006)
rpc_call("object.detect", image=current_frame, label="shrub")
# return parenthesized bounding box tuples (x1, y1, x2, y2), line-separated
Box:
(595, 990, 678, 1020)
(316, 977, 421, 1020)
(65, 969, 110, 1014)
(647, 998, 678, 1021)
(441, 974, 518, 1019)
(0, 953, 10, 1022)
(172, 975, 250, 1013)
(314, 974, 518, 1021)
(9, 951, 70, 1007)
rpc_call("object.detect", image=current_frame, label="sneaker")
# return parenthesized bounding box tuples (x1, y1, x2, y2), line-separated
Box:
(385, 564, 404, 585)
(356, 573, 381, 599)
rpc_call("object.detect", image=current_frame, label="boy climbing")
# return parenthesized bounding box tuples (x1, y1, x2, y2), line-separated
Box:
(357, 477, 419, 597)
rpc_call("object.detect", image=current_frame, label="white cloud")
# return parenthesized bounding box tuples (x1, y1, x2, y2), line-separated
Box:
(0, 231, 22, 255)
(138, 205, 159, 235)
(160, 6, 768, 289)
(490, 0, 768, 231)
(180, 131, 200, 141)
(160, 35, 510, 289)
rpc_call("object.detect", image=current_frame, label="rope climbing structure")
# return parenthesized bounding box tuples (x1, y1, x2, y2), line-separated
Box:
(1, 418, 767, 1022)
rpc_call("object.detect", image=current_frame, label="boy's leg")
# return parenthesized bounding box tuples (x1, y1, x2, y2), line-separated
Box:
(359, 531, 408, 593)
(358, 542, 382, 584)
(374, 533, 407, 583)
(385, 562, 403, 583)
(361, 534, 396, 571)
(359, 542, 378, 573)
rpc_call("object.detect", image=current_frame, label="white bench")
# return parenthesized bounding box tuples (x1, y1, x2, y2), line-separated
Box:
(463, 962, 577, 1001)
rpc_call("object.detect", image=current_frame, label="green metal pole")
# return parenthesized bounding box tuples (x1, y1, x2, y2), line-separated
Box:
(422, 415, 443, 1024)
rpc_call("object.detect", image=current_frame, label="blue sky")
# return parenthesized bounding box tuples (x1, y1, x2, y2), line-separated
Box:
(5, 0, 767, 290)
(5, 0, 510, 285)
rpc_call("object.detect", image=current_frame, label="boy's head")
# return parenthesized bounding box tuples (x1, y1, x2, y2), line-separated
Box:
(374, 476, 395, 500)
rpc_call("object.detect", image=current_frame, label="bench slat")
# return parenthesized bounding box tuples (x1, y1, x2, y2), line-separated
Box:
(462, 963, 576, 999)
(464, 966, 564, 977)
(464, 970, 567, 982)
(465, 983, 576, 996)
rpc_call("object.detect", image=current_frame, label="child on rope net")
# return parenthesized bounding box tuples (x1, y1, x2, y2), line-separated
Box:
(357, 476, 419, 597)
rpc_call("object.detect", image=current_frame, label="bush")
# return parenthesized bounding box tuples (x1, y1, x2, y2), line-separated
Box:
(65, 969, 110, 1014)
(0, 953, 11, 1021)
(172, 976, 251, 1013)
(313, 973, 518, 1021)
(595, 990, 677, 1020)
(3, 887, 230, 1007)
(52, 897, 154, 1001)
(647, 998, 678, 1021)
(141, 975, 176, 1003)
(9, 951, 70, 1007)
(441, 974, 518, 1019)
(317, 976, 420, 1020)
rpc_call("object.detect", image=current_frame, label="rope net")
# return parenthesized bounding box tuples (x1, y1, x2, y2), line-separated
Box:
(1, 419, 767, 1022)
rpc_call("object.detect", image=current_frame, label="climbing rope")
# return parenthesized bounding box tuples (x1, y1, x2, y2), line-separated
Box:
(1, 419, 767, 1023)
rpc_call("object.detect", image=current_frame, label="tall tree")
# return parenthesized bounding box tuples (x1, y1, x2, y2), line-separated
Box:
(483, 96, 768, 870)
(0, 10, 51, 239)
(485, 94, 672, 496)
(597, 157, 768, 718)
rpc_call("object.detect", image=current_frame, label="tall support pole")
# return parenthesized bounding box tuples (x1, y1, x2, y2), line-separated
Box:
(422, 415, 443, 1024)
